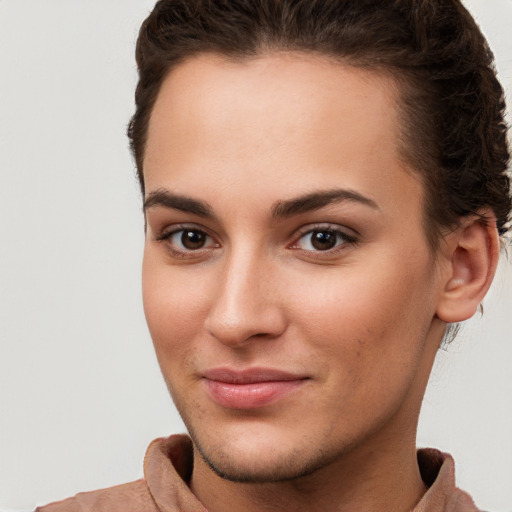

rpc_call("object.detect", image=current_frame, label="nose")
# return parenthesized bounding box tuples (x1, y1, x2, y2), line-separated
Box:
(204, 249, 287, 347)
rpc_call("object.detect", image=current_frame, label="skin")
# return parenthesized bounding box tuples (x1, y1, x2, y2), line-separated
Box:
(141, 52, 498, 512)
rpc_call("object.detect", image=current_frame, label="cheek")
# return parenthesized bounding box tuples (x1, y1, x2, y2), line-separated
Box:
(289, 255, 436, 372)
(286, 261, 437, 432)
(142, 253, 210, 360)
(292, 264, 426, 329)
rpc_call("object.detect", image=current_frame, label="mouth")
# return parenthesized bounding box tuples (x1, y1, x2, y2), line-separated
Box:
(201, 367, 309, 409)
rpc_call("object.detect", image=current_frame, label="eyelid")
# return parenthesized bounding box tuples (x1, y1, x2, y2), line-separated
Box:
(155, 223, 220, 259)
(293, 222, 358, 237)
(288, 223, 358, 252)
(155, 223, 216, 241)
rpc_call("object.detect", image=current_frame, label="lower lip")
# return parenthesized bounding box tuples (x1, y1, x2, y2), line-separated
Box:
(204, 379, 306, 409)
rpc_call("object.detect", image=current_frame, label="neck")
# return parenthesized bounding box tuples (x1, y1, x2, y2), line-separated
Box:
(190, 430, 427, 512)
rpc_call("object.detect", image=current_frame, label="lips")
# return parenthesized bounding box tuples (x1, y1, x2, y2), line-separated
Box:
(202, 368, 309, 409)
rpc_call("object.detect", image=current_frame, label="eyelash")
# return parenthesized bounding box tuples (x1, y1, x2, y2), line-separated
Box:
(155, 224, 219, 259)
(289, 224, 358, 255)
(155, 223, 358, 259)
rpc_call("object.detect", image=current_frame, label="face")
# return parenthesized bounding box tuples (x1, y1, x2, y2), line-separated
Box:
(142, 52, 446, 482)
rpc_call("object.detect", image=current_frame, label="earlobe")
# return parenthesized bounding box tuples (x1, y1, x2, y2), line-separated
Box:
(436, 213, 500, 323)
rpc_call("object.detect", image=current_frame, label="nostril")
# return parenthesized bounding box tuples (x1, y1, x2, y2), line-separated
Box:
(204, 302, 287, 347)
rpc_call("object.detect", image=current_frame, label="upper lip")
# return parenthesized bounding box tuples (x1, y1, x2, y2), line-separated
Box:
(202, 367, 309, 384)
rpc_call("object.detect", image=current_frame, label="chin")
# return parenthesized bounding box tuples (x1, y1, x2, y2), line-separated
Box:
(189, 422, 341, 483)
(197, 442, 330, 483)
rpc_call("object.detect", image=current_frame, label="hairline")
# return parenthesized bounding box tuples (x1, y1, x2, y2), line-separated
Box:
(139, 48, 447, 253)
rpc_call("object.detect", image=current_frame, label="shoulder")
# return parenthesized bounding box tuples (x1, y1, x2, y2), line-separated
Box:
(415, 448, 482, 512)
(34, 435, 196, 512)
(35, 479, 159, 512)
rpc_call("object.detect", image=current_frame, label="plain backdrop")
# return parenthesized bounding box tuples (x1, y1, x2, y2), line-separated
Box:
(0, 1, 511, 511)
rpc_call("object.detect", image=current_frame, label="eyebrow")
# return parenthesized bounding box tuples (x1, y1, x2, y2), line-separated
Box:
(271, 189, 380, 219)
(144, 189, 215, 218)
(143, 187, 379, 220)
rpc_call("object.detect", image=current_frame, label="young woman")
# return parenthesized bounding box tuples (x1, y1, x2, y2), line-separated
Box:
(17, 0, 512, 511)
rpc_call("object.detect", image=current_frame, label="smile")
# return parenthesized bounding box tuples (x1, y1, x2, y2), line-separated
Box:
(202, 368, 309, 409)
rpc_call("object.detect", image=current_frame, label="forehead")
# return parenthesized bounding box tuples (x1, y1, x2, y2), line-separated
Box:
(146, 52, 401, 159)
(143, 52, 421, 217)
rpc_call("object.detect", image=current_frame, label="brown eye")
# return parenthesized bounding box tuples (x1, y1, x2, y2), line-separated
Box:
(292, 226, 357, 253)
(181, 230, 206, 249)
(310, 230, 337, 251)
(160, 228, 217, 253)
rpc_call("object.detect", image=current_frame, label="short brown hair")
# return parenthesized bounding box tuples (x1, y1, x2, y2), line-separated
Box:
(128, 0, 511, 248)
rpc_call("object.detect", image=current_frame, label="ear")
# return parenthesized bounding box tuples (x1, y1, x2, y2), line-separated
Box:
(436, 212, 500, 323)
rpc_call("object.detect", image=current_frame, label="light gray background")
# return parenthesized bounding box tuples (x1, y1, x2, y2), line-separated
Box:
(0, 1, 511, 511)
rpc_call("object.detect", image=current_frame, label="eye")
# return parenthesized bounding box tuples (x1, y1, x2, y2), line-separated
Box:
(157, 226, 219, 254)
(291, 226, 357, 252)
(171, 229, 210, 250)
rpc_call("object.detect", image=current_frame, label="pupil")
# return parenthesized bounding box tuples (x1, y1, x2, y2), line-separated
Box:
(311, 231, 336, 250)
(182, 230, 206, 249)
